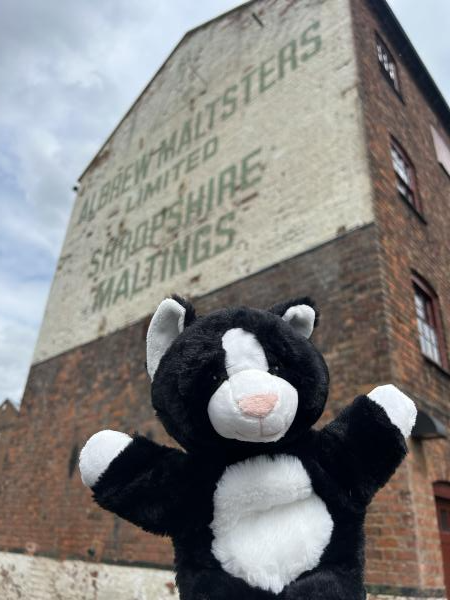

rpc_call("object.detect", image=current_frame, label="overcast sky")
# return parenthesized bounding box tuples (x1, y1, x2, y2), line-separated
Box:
(0, 1, 449, 408)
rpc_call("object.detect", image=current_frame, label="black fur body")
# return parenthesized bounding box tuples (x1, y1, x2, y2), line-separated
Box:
(86, 299, 409, 600)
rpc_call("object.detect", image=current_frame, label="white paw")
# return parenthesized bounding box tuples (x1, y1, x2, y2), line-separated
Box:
(368, 384, 417, 438)
(79, 430, 132, 488)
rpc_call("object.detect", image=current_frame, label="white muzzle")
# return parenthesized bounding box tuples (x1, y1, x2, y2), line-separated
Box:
(207, 369, 298, 443)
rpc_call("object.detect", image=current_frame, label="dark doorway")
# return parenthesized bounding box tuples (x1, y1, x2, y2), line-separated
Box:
(434, 482, 450, 598)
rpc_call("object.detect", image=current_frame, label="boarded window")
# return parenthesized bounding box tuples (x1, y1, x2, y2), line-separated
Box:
(431, 125, 450, 177)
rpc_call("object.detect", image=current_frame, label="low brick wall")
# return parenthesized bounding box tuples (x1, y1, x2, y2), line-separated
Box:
(1, 552, 446, 600)
(0, 552, 176, 600)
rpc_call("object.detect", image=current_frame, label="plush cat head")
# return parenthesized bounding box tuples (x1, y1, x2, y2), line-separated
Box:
(146, 295, 329, 453)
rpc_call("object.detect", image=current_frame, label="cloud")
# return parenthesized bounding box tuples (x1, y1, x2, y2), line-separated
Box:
(0, 273, 49, 409)
(387, 0, 450, 102)
(0, 0, 241, 406)
(0, 0, 448, 407)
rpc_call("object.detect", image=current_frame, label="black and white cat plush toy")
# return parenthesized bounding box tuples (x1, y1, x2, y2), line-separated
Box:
(79, 296, 417, 600)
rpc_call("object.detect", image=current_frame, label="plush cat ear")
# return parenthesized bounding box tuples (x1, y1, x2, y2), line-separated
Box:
(146, 296, 196, 378)
(268, 297, 318, 339)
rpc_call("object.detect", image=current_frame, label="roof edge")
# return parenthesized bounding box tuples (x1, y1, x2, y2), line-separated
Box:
(0, 398, 20, 412)
(78, 0, 450, 183)
(369, 0, 450, 134)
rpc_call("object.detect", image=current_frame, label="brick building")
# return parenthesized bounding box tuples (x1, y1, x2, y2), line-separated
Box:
(1, 0, 449, 598)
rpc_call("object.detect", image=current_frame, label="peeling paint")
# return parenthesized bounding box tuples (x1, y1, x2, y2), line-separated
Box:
(33, 0, 374, 365)
(0, 552, 177, 600)
(0, 552, 444, 600)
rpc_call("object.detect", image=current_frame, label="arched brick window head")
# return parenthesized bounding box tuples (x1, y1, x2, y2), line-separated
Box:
(412, 274, 448, 371)
(434, 482, 450, 598)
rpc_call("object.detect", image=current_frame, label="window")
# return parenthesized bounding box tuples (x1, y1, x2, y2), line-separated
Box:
(390, 139, 421, 212)
(431, 125, 450, 177)
(376, 35, 400, 94)
(413, 275, 447, 369)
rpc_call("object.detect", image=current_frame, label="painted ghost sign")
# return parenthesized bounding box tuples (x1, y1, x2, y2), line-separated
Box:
(33, 0, 373, 363)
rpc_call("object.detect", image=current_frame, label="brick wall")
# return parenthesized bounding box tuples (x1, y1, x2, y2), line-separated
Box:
(351, 0, 450, 594)
(0, 551, 177, 600)
(0, 552, 446, 600)
(2, 0, 450, 597)
(2, 219, 445, 596)
(34, 0, 374, 365)
(1, 224, 396, 575)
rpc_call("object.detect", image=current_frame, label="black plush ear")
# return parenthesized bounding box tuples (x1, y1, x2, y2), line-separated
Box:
(171, 294, 197, 327)
(146, 296, 196, 378)
(269, 297, 318, 339)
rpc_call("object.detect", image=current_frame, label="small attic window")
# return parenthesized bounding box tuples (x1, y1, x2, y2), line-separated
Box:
(376, 34, 400, 95)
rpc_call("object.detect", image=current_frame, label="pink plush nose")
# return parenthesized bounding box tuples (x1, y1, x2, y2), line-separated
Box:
(238, 394, 278, 417)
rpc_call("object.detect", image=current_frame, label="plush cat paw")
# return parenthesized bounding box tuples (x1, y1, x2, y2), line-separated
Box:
(368, 384, 417, 438)
(79, 430, 132, 488)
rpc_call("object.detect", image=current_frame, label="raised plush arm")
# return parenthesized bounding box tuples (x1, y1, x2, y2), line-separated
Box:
(316, 385, 417, 505)
(79, 430, 190, 536)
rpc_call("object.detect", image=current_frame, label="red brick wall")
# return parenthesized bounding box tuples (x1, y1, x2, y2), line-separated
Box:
(351, 0, 450, 594)
(0, 324, 175, 567)
(2, 4, 449, 596)
(0, 225, 394, 573)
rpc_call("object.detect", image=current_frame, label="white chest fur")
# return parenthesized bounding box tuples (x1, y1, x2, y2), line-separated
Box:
(210, 454, 333, 594)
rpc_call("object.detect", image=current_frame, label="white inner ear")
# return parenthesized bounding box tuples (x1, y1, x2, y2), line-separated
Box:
(146, 298, 186, 378)
(282, 305, 315, 339)
(222, 328, 268, 376)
